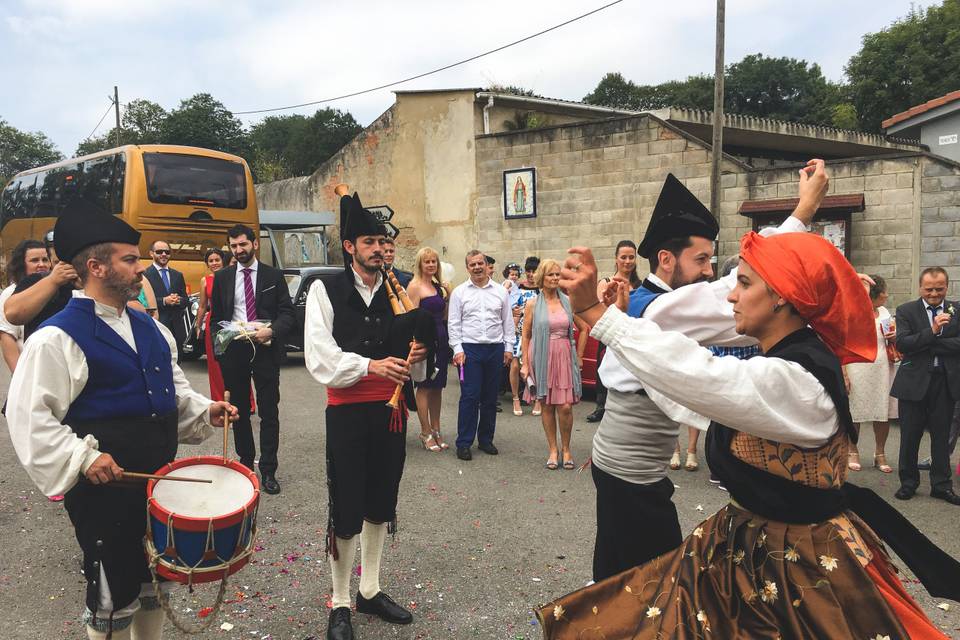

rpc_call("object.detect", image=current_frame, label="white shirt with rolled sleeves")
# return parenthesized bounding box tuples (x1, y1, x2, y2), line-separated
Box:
(447, 278, 515, 355)
(0, 283, 24, 346)
(6, 291, 214, 498)
(597, 215, 809, 429)
(592, 306, 839, 448)
(304, 268, 426, 388)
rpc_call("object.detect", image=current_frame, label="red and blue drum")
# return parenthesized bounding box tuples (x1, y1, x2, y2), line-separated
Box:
(146, 456, 259, 585)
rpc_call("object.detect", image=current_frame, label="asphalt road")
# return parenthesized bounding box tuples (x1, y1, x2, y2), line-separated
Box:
(0, 356, 957, 639)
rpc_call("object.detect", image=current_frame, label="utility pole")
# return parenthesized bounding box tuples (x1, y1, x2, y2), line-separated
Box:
(709, 0, 725, 217)
(113, 86, 121, 147)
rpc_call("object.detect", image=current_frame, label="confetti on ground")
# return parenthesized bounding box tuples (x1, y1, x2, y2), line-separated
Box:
(937, 602, 950, 611)
(219, 621, 234, 631)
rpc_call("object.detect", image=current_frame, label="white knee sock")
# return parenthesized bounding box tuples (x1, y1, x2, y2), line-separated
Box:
(359, 521, 387, 599)
(329, 535, 357, 609)
(86, 624, 132, 640)
(130, 607, 164, 640)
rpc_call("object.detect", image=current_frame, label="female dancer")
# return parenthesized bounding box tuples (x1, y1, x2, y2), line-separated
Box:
(407, 246, 452, 451)
(540, 233, 957, 639)
(520, 259, 587, 469)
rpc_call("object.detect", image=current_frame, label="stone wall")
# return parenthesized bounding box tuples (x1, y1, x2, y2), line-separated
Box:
(920, 156, 960, 298)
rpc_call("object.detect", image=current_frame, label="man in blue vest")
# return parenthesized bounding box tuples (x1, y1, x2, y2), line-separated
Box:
(6, 213, 237, 640)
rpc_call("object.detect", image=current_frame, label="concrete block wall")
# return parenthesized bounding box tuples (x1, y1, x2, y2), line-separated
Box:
(474, 115, 743, 278)
(919, 156, 960, 299)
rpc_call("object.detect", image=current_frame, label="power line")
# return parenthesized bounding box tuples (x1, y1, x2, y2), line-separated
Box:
(233, 0, 625, 116)
(83, 101, 115, 141)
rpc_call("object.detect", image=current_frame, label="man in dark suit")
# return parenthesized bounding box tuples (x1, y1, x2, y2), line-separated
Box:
(211, 224, 295, 495)
(382, 237, 412, 288)
(143, 240, 188, 356)
(890, 266, 960, 505)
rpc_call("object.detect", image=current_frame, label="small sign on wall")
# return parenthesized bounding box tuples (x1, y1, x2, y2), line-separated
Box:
(939, 133, 958, 146)
(503, 168, 536, 219)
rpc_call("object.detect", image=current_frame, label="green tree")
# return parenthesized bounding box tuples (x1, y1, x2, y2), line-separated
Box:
(159, 93, 249, 157)
(76, 99, 169, 155)
(248, 108, 362, 181)
(0, 118, 63, 182)
(585, 55, 845, 126)
(846, 0, 960, 132)
(724, 54, 840, 125)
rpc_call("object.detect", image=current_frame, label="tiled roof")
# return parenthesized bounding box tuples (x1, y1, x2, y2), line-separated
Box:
(882, 90, 960, 129)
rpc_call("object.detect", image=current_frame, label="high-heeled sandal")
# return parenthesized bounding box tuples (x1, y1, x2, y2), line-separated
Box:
(874, 453, 892, 473)
(532, 402, 542, 416)
(847, 451, 861, 472)
(669, 451, 681, 470)
(432, 430, 450, 450)
(684, 451, 699, 471)
(512, 397, 523, 416)
(419, 433, 442, 452)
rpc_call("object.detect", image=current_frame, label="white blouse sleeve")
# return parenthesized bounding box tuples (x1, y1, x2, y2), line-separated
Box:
(6, 327, 100, 497)
(304, 279, 371, 388)
(592, 306, 840, 448)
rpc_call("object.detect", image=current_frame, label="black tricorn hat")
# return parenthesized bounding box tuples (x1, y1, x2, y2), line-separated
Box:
(339, 192, 386, 242)
(54, 212, 141, 263)
(638, 174, 719, 258)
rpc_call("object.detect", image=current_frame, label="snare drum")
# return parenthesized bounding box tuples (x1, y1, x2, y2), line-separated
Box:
(145, 456, 259, 585)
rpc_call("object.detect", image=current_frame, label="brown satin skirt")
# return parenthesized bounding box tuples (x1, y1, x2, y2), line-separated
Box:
(536, 504, 940, 640)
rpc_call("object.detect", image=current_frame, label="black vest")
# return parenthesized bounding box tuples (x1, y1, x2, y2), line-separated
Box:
(321, 269, 396, 360)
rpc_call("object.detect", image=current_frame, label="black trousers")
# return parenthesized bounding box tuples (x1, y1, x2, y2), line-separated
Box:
(593, 344, 607, 411)
(221, 341, 281, 475)
(326, 402, 407, 538)
(898, 371, 955, 493)
(591, 465, 682, 582)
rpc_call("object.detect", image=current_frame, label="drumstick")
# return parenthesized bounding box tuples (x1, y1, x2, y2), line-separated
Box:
(122, 472, 212, 484)
(223, 390, 231, 462)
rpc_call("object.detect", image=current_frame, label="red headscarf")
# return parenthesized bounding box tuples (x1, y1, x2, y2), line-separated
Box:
(739, 231, 877, 365)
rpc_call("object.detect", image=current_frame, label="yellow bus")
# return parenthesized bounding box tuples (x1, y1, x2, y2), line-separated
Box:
(0, 144, 259, 293)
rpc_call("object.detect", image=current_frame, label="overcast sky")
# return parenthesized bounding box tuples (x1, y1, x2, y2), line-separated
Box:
(1, 0, 923, 156)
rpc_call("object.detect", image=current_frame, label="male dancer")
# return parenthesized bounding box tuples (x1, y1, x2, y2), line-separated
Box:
(6, 213, 236, 640)
(304, 190, 434, 640)
(590, 164, 827, 581)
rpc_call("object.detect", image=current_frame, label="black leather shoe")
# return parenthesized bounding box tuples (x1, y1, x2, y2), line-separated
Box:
(585, 408, 604, 423)
(262, 474, 281, 495)
(327, 606, 353, 640)
(356, 591, 413, 625)
(894, 486, 916, 500)
(456, 447, 472, 461)
(917, 457, 931, 471)
(478, 442, 499, 455)
(930, 489, 960, 505)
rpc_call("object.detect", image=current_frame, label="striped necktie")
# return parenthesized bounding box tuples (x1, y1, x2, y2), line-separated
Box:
(242, 268, 257, 321)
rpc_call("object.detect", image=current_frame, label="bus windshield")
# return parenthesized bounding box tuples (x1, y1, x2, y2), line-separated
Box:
(142, 152, 247, 209)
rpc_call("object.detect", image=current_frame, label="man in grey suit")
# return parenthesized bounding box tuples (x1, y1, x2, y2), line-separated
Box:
(890, 266, 960, 505)
(143, 240, 188, 356)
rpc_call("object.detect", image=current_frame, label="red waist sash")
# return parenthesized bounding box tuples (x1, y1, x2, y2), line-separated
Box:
(327, 374, 395, 406)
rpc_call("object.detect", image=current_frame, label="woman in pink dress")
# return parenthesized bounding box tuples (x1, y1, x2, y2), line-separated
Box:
(520, 259, 588, 470)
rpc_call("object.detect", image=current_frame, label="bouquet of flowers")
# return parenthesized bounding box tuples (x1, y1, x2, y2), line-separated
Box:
(214, 320, 272, 357)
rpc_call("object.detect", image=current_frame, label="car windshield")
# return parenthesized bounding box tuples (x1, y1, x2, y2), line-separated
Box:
(143, 152, 246, 209)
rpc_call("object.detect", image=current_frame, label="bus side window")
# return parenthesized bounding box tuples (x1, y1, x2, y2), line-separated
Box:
(1, 179, 18, 229)
(111, 153, 125, 214)
(78, 156, 113, 216)
(21, 173, 40, 219)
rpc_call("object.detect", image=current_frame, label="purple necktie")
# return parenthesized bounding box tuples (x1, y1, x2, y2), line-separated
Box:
(242, 268, 257, 321)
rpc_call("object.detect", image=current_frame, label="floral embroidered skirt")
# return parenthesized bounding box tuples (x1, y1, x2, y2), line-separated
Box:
(538, 503, 948, 639)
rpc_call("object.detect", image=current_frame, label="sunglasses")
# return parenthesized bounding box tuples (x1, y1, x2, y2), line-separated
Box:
(153, 249, 171, 255)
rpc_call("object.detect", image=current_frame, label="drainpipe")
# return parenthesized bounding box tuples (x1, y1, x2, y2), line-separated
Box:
(483, 95, 494, 135)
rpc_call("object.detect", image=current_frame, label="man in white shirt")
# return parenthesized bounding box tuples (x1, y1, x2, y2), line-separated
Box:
(448, 250, 515, 460)
(6, 213, 236, 640)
